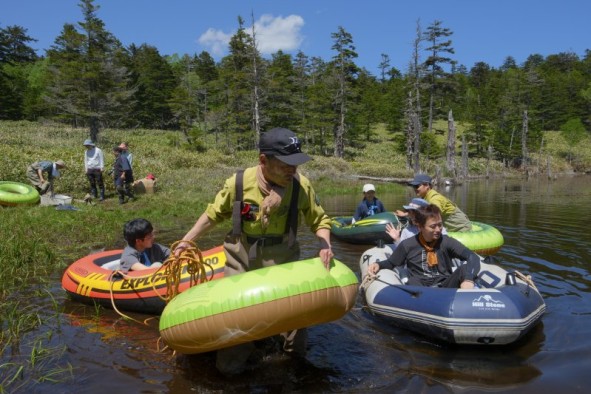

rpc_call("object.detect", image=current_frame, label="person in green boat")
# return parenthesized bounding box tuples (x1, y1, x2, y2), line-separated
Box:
(407, 173, 472, 232)
(353, 183, 386, 222)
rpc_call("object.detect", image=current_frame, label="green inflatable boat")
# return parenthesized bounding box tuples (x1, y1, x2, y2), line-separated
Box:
(330, 211, 400, 245)
(447, 221, 504, 255)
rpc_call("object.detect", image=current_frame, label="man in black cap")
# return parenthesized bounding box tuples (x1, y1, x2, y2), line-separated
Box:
(174, 127, 333, 374)
(408, 173, 472, 232)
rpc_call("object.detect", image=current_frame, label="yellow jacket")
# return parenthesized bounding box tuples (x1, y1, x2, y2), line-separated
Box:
(205, 166, 331, 238)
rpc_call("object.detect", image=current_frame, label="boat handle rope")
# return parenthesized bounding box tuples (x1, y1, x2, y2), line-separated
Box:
(514, 270, 537, 296)
(106, 240, 213, 325)
(360, 272, 422, 298)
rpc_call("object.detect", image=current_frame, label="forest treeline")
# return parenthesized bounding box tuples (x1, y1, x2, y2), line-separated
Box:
(1, 0, 590, 174)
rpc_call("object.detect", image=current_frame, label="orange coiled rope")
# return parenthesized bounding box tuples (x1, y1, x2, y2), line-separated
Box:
(108, 240, 213, 324)
(159, 240, 213, 302)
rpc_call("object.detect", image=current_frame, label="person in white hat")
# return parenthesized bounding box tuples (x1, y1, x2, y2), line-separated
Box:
(353, 183, 386, 221)
(83, 139, 105, 201)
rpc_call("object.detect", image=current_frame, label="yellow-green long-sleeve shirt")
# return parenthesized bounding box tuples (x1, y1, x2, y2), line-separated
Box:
(425, 189, 472, 232)
(205, 166, 331, 238)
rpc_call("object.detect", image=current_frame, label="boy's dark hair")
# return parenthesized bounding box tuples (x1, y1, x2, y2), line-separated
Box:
(123, 218, 153, 247)
(414, 204, 442, 227)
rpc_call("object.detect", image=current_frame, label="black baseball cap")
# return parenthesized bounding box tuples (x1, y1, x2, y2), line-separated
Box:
(259, 127, 312, 166)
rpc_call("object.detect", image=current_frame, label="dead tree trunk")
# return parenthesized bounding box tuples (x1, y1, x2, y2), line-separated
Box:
(412, 113, 421, 173)
(486, 145, 493, 178)
(521, 110, 529, 175)
(251, 12, 261, 142)
(404, 91, 414, 170)
(461, 134, 468, 179)
(446, 109, 456, 177)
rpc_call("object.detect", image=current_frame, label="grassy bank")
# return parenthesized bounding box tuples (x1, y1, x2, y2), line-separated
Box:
(1, 119, 589, 264)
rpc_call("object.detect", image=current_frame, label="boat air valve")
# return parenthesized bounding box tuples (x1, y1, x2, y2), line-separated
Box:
(505, 272, 517, 286)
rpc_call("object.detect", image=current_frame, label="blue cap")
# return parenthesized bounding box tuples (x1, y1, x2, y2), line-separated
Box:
(402, 198, 429, 210)
(407, 174, 432, 186)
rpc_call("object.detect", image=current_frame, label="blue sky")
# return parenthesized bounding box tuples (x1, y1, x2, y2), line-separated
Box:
(2, 0, 589, 75)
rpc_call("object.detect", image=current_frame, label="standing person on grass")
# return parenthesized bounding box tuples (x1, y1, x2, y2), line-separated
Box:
(83, 139, 105, 201)
(174, 127, 333, 375)
(368, 204, 479, 289)
(112, 146, 134, 204)
(119, 142, 133, 168)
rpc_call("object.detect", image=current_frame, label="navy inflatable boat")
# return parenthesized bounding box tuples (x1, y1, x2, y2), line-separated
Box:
(359, 245, 546, 345)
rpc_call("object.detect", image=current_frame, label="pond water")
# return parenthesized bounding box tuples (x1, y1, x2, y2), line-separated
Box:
(14, 176, 591, 392)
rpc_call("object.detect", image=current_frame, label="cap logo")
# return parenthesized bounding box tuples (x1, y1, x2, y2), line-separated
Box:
(282, 137, 302, 154)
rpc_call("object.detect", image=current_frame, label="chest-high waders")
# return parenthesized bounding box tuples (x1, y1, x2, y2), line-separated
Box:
(215, 170, 306, 374)
(232, 169, 300, 263)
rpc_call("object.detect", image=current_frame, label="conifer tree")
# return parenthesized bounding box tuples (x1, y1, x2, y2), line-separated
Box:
(330, 26, 358, 158)
(45, 0, 133, 141)
(0, 25, 38, 120)
(126, 44, 175, 129)
(266, 50, 298, 130)
(423, 20, 455, 133)
(293, 51, 311, 136)
(218, 16, 258, 149)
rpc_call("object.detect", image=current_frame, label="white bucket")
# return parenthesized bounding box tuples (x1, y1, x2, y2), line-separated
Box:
(40, 194, 73, 206)
(53, 194, 73, 205)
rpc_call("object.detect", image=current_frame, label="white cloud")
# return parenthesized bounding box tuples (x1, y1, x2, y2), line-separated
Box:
(198, 14, 305, 57)
(198, 28, 232, 56)
(254, 14, 305, 54)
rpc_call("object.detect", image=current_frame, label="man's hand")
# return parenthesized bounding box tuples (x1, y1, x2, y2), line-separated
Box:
(173, 241, 191, 257)
(319, 247, 334, 270)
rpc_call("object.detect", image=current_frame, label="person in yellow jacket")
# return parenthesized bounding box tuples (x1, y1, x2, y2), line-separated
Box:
(408, 174, 472, 232)
(174, 127, 333, 375)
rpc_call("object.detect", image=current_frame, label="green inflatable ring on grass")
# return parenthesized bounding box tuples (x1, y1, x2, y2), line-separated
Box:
(447, 221, 504, 256)
(0, 181, 40, 206)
